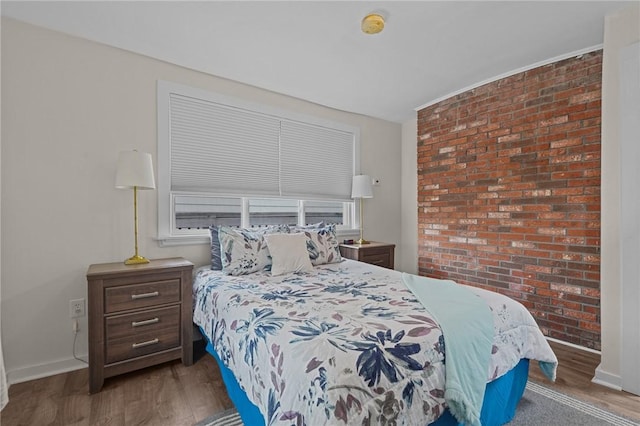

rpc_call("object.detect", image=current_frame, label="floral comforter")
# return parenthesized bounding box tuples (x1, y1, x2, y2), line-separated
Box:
(193, 259, 557, 426)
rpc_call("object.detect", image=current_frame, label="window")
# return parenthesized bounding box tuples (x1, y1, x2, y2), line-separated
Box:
(174, 196, 349, 232)
(304, 200, 346, 225)
(174, 196, 241, 230)
(157, 81, 361, 245)
(248, 198, 298, 227)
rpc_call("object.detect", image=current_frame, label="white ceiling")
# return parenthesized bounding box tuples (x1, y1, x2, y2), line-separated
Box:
(1, 1, 632, 123)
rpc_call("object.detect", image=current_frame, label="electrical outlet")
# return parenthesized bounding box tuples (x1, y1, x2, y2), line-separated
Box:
(69, 298, 85, 318)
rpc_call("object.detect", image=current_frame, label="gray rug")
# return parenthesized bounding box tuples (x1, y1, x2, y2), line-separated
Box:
(512, 382, 638, 426)
(196, 382, 639, 426)
(194, 408, 242, 426)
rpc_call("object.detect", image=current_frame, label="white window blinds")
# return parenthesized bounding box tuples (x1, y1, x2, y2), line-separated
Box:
(169, 94, 281, 196)
(164, 83, 358, 201)
(280, 120, 354, 200)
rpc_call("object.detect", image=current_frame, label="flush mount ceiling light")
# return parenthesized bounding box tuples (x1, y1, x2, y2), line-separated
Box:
(361, 13, 385, 35)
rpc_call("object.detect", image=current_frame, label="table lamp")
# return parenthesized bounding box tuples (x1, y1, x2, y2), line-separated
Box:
(351, 174, 373, 245)
(115, 150, 156, 264)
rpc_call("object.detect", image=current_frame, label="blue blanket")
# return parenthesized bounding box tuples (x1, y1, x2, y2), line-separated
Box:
(402, 273, 494, 426)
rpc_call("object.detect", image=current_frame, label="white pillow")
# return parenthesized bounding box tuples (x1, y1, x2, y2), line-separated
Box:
(264, 233, 314, 276)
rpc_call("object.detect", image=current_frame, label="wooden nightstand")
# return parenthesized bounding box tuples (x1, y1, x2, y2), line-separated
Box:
(339, 242, 395, 269)
(87, 257, 194, 393)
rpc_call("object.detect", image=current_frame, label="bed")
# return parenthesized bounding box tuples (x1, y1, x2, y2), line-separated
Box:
(193, 226, 557, 426)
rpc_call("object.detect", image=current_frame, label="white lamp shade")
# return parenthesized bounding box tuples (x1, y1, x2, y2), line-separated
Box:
(115, 151, 156, 190)
(351, 175, 373, 199)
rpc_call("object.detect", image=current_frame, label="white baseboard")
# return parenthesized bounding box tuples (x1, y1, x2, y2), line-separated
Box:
(6, 355, 88, 386)
(544, 337, 622, 391)
(545, 336, 601, 355)
(592, 363, 623, 391)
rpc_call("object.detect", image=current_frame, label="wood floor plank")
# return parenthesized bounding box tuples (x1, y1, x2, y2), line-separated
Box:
(88, 385, 126, 426)
(60, 393, 91, 426)
(2, 340, 639, 425)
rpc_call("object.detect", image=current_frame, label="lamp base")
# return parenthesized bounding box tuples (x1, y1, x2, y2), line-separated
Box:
(356, 238, 370, 245)
(124, 254, 150, 265)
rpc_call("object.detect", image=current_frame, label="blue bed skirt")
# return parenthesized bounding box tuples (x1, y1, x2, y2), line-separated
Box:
(203, 331, 529, 426)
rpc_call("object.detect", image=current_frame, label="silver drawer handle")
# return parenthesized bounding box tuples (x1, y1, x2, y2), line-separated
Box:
(131, 318, 159, 327)
(132, 338, 159, 349)
(131, 291, 159, 300)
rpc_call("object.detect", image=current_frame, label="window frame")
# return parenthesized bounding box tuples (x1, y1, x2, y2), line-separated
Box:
(157, 81, 362, 246)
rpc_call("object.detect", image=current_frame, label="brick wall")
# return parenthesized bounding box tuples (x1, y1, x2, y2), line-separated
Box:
(416, 51, 602, 350)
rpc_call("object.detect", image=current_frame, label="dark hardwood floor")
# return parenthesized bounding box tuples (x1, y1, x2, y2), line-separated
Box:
(2, 340, 638, 425)
(0, 343, 232, 426)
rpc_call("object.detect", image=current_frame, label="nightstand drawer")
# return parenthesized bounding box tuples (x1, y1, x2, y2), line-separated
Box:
(361, 253, 391, 268)
(105, 327, 180, 364)
(104, 279, 180, 313)
(105, 306, 180, 341)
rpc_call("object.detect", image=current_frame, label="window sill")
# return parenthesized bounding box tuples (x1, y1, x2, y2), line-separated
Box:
(156, 234, 210, 247)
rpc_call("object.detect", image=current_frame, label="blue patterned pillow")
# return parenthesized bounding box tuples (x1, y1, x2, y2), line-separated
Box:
(209, 226, 223, 270)
(299, 224, 342, 266)
(218, 225, 290, 275)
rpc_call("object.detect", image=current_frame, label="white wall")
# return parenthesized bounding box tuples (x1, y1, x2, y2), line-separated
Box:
(618, 40, 640, 396)
(0, 22, 8, 406)
(399, 118, 418, 274)
(596, 2, 640, 393)
(0, 18, 402, 384)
